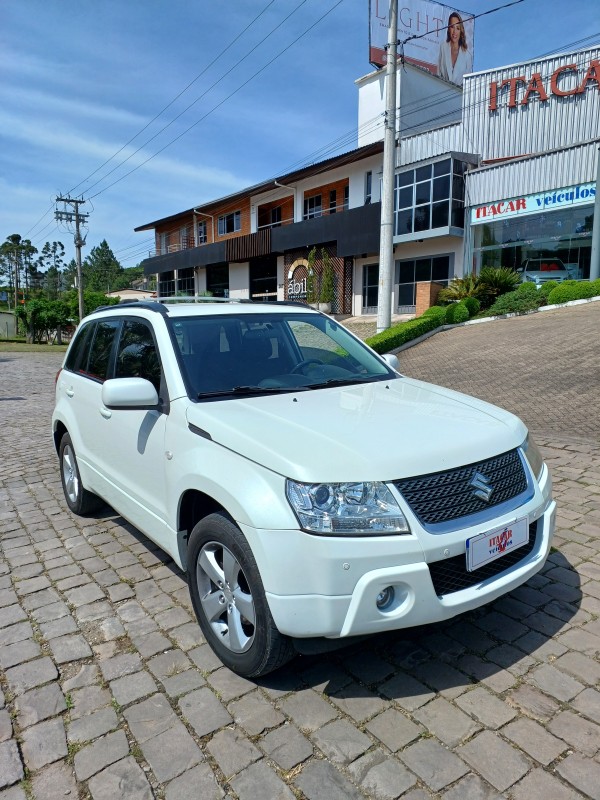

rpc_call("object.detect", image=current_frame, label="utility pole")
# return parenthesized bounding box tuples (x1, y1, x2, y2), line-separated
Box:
(590, 147, 600, 281)
(55, 197, 89, 321)
(376, 0, 398, 333)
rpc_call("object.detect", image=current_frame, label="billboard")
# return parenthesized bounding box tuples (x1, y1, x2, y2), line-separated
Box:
(369, 1, 475, 86)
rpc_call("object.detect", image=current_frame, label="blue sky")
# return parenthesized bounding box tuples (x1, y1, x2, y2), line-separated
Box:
(1, 0, 598, 268)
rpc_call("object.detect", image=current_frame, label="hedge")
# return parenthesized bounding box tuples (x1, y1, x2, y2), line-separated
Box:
(365, 313, 444, 354)
(445, 302, 470, 324)
(547, 279, 600, 305)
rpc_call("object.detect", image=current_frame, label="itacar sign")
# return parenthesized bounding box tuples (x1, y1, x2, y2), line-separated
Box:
(471, 182, 596, 225)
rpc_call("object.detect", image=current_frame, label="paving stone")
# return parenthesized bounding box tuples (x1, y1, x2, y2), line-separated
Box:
(30, 760, 79, 800)
(147, 649, 189, 679)
(169, 621, 204, 650)
(69, 686, 111, 719)
(154, 606, 192, 629)
(278, 689, 337, 732)
(139, 721, 203, 782)
(414, 697, 481, 747)
(295, 758, 374, 800)
(0, 590, 18, 609)
(229, 690, 285, 735)
(400, 738, 468, 792)
(348, 749, 417, 799)
(68, 707, 120, 743)
(74, 730, 130, 781)
(0, 605, 27, 629)
(553, 650, 600, 684)
(65, 583, 105, 607)
(130, 630, 172, 659)
(39, 615, 78, 640)
(123, 694, 178, 742)
(529, 663, 584, 702)
(311, 719, 371, 765)
(107, 583, 135, 602)
(328, 682, 387, 723)
(365, 708, 423, 751)
(510, 768, 582, 800)
(572, 687, 600, 725)
(412, 659, 471, 699)
(207, 728, 261, 776)
(178, 687, 232, 737)
(506, 683, 560, 722)
(162, 669, 205, 697)
(0, 739, 24, 789)
(0, 784, 27, 800)
(5, 656, 58, 695)
(441, 773, 503, 800)
(344, 651, 396, 685)
(16, 683, 67, 728)
(100, 652, 143, 682)
(109, 670, 157, 706)
(48, 633, 93, 663)
(380, 672, 436, 710)
(0, 621, 32, 646)
(555, 752, 600, 799)
(230, 761, 295, 800)
(31, 601, 70, 623)
(207, 667, 256, 702)
(21, 587, 59, 609)
(455, 686, 517, 729)
(62, 663, 100, 691)
(14, 575, 51, 596)
(0, 638, 41, 669)
(503, 717, 567, 764)
(261, 723, 313, 770)
(21, 717, 68, 771)
(0, 710, 11, 742)
(165, 761, 225, 800)
(549, 709, 600, 756)
(458, 730, 530, 792)
(87, 756, 153, 800)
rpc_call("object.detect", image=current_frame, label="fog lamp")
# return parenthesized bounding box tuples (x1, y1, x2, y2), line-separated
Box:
(376, 586, 395, 610)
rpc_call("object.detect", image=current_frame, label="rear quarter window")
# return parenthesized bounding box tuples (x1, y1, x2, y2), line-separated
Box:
(64, 323, 94, 373)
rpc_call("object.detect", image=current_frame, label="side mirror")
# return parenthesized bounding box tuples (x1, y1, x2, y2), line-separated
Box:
(101, 378, 159, 410)
(382, 353, 400, 372)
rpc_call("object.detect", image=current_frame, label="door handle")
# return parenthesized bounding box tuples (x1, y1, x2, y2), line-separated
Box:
(66, 387, 74, 398)
(100, 407, 112, 419)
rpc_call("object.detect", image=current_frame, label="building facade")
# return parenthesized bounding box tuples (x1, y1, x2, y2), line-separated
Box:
(137, 46, 599, 316)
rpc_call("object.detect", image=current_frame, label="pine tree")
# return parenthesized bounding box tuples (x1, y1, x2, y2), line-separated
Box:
(83, 240, 123, 293)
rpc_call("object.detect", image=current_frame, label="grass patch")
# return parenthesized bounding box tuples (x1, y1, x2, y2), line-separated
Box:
(0, 341, 68, 353)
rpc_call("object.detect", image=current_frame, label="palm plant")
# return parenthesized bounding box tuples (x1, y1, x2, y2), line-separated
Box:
(478, 267, 520, 306)
(437, 274, 483, 304)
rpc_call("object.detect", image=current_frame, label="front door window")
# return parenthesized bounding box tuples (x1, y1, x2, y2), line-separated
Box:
(362, 264, 379, 313)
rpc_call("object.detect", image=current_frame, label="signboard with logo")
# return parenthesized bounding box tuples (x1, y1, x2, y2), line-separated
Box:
(369, 0, 474, 85)
(471, 182, 596, 225)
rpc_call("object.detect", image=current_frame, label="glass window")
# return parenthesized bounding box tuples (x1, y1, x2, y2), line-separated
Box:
(398, 186, 413, 209)
(197, 221, 207, 244)
(397, 170, 414, 188)
(362, 264, 379, 309)
(115, 320, 162, 393)
(86, 320, 120, 381)
(394, 159, 467, 235)
(415, 181, 431, 205)
(398, 260, 415, 283)
(206, 264, 229, 298)
(65, 323, 94, 373)
(414, 205, 430, 231)
(432, 201, 449, 228)
(343, 185, 349, 210)
(434, 159, 451, 176)
(395, 256, 452, 312)
(416, 164, 432, 182)
(329, 190, 337, 214)
(303, 195, 322, 220)
(365, 171, 372, 204)
(159, 270, 175, 298)
(177, 268, 195, 295)
(433, 175, 450, 202)
(396, 208, 413, 235)
(217, 211, 241, 236)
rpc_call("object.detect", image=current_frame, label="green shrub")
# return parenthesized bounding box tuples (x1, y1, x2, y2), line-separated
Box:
(445, 302, 470, 324)
(421, 305, 447, 324)
(365, 314, 443, 354)
(547, 280, 599, 305)
(478, 267, 520, 307)
(487, 289, 544, 316)
(462, 296, 481, 317)
(437, 274, 482, 303)
(537, 280, 559, 299)
(516, 281, 540, 297)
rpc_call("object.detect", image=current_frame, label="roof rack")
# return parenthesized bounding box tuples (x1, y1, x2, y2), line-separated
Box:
(94, 301, 169, 315)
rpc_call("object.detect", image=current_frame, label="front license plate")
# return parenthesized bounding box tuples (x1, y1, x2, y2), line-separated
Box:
(466, 517, 528, 572)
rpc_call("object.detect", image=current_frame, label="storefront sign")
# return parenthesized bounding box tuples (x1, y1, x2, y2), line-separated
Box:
(369, 0, 474, 84)
(287, 261, 308, 301)
(471, 182, 596, 225)
(489, 59, 600, 111)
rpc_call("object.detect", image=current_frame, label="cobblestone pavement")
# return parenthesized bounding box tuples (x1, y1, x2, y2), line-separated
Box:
(1, 301, 599, 799)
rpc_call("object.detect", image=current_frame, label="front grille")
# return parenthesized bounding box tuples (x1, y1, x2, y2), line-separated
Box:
(394, 449, 527, 527)
(429, 521, 538, 597)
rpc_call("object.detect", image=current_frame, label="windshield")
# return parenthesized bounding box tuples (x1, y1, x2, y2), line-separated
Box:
(171, 312, 395, 398)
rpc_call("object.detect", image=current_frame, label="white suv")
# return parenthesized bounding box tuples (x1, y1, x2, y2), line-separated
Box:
(52, 301, 556, 677)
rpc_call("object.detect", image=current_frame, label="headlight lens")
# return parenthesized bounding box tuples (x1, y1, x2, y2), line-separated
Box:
(522, 434, 544, 480)
(285, 480, 410, 535)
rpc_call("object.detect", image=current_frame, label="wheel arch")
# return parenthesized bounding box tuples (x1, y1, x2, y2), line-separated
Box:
(53, 420, 68, 454)
(176, 489, 228, 570)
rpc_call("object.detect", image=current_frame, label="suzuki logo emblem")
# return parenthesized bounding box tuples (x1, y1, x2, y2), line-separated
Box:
(470, 471, 494, 503)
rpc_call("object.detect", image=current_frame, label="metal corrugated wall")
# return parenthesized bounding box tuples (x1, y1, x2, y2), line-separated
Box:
(462, 47, 600, 162)
(466, 139, 600, 207)
(397, 123, 466, 167)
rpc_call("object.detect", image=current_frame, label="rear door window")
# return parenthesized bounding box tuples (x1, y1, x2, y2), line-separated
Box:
(85, 320, 120, 381)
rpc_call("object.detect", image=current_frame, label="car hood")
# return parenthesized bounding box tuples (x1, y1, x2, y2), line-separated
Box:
(185, 377, 527, 483)
(523, 270, 569, 282)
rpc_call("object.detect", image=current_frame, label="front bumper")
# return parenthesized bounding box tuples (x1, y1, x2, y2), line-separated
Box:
(240, 467, 556, 639)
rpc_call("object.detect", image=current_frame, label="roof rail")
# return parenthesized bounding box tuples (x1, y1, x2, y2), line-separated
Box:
(94, 301, 169, 316)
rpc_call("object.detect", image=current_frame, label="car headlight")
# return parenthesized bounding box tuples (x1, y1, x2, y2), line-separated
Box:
(521, 434, 544, 481)
(285, 480, 410, 536)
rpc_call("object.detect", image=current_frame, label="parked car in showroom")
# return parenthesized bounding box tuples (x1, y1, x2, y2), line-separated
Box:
(52, 300, 556, 677)
(517, 257, 571, 285)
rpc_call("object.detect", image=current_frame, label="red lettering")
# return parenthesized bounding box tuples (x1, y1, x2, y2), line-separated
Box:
(489, 81, 498, 111)
(499, 76, 527, 108)
(522, 72, 549, 105)
(550, 63, 579, 96)
(516, 198, 526, 210)
(577, 59, 600, 94)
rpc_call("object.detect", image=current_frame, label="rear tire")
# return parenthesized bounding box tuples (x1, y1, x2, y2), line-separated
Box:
(187, 512, 295, 677)
(59, 433, 104, 516)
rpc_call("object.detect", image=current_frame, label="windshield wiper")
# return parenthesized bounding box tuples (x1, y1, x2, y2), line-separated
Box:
(307, 375, 390, 389)
(198, 385, 310, 399)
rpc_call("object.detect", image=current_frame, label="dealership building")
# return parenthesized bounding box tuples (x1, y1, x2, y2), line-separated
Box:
(138, 44, 599, 317)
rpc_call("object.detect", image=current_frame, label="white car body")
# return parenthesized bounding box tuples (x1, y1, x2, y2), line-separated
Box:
(52, 302, 555, 665)
(518, 258, 570, 285)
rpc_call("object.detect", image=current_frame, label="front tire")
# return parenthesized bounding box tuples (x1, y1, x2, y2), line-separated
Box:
(187, 512, 294, 678)
(59, 433, 104, 516)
